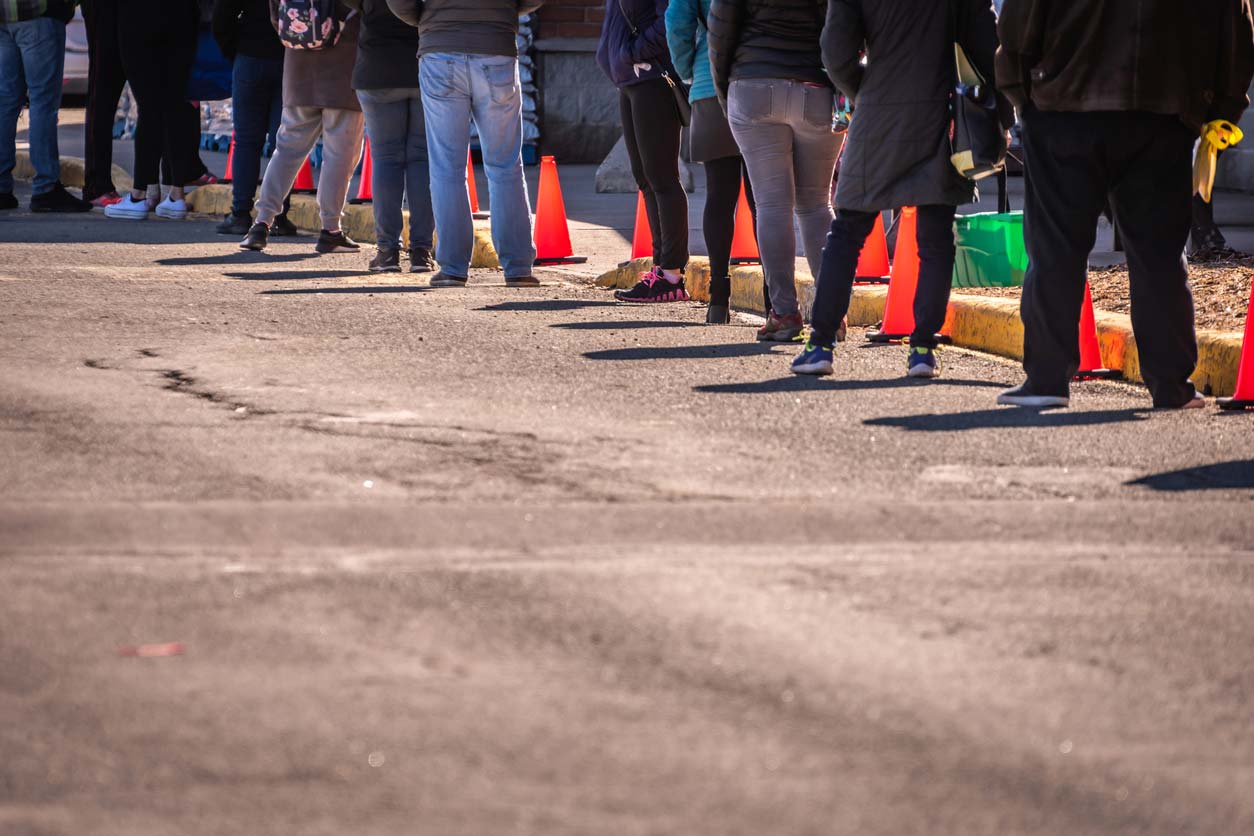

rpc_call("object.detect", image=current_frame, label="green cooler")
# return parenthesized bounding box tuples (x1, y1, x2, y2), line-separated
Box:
(952, 211, 1026, 288)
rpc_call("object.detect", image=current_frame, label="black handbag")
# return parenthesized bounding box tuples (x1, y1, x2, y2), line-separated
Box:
(948, 2, 1005, 180)
(617, 0, 692, 127)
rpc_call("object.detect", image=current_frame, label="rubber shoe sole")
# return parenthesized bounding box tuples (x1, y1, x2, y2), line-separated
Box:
(997, 389, 1069, 408)
(791, 359, 833, 376)
(429, 274, 468, 288)
(907, 362, 939, 379)
(505, 276, 540, 287)
(155, 204, 188, 220)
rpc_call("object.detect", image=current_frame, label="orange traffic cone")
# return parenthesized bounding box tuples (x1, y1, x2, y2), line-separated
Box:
(1218, 281, 1254, 409)
(349, 136, 373, 204)
(467, 149, 489, 219)
(293, 155, 316, 194)
(221, 134, 235, 184)
(853, 211, 891, 284)
(867, 207, 921, 342)
(1073, 281, 1121, 380)
(533, 156, 587, 265)
(629, 191, 651, 261)
(729, 179, 760, 265)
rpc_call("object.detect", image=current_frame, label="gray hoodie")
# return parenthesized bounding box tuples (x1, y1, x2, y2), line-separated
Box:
(384, 0, 544, 58)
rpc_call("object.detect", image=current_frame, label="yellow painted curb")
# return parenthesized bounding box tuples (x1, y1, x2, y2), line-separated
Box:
(595, 259, 1246, 396)
(185, 184, 500, 268)
(14, 152, 131, 193)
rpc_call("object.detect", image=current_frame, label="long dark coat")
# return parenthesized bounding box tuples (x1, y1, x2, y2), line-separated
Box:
(822, 0, 1011, 213)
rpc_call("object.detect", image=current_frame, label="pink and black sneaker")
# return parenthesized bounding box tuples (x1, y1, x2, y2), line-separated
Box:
(614, 266, 691, 303)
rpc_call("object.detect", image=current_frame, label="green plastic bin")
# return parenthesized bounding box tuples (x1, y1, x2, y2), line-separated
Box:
(952, 211, 1026, 287)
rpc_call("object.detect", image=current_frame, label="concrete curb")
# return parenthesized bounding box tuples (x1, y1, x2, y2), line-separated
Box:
(14, 151, 131, 193)
(596, 258, 1246, 397)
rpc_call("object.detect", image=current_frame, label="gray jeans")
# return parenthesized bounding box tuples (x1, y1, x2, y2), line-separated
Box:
(256, 105, 365, 232)
(728, 79, 842, 317)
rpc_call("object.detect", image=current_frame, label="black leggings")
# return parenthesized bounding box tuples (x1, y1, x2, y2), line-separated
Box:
(702, 154, 757, 306)
(82, 0, 126, 199)
(117, 0, 200, 190)
(620, 79, 688, 271)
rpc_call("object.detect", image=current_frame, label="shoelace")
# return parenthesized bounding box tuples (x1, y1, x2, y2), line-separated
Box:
(638, 267, 662, 287)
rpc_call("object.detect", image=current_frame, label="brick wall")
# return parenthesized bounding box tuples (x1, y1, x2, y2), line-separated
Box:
(537, 0, 604, 40)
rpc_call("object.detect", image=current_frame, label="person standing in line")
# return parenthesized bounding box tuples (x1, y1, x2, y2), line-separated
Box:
(343, 0, 435, 274)
(212, 0, 296, 237)
(240, 1, 364, 254)
(599, 0, 692, 303)
(666, 0, 760, 323)
(996, 0, 1254, 409)
(708, 0, 841, 343)
(0, 0, 93, 212)
(386, 0, 542, 288)
(81, 0, 126, 207)
(793, 0, 1010, 379)
(104, 0, 202, 220)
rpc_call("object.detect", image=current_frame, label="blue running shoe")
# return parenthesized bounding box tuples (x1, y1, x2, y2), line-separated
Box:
(791, 341, 834, 376)
(907, 345, 940, 378)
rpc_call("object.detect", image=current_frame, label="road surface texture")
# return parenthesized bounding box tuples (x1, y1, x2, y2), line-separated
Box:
(2, 203, 1254, 836)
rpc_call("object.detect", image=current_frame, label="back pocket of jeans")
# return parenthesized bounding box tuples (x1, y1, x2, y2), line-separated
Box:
(484, 61, 518, 105)
(801, 85, 834, 129)
(729, 80, 773, 124)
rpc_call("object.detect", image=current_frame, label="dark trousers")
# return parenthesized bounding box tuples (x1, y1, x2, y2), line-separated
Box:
(620, 79, 688, 271)
(229, 53, 284, 215)
(811, 204, 957, 348)
(82, 0, 125, 199)
(162, 100, 211, 187)
(116, 0, 199, 190)
(702, 153, 757, 306)
(1020, 108, 1197, 406)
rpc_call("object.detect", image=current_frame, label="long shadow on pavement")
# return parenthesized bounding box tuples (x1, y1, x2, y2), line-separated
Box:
(553, 320, 694, 330)
(695, 376, 1005, 394)
(864, 407, 1148, 432)
(479, 300, 620, 312)
(585, 342, 786, 361)
(159, 252, 320, 266)
(1128, 459, 1254, 491)
(260, 285, 431, 295)
(228, 269, 366, 281)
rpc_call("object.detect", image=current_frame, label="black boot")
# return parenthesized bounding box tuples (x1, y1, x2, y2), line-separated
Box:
(216, 212, 252, 235)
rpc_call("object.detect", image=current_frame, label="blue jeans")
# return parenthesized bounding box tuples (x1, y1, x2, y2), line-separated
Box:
(231, 53, 284, 215)
(0, 17, 66, 196)
(419, 52, 535, 279)
(357, 87, 435, 252)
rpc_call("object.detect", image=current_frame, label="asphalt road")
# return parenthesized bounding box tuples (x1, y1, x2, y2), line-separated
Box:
(2, 203, 1254, 836)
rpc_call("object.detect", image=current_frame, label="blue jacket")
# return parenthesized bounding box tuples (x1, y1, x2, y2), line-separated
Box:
(664, 0, 713, 103)
(596, 0, 675, 89)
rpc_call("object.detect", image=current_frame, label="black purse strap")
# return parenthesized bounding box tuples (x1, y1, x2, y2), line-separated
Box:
(617, 0, 639, 36)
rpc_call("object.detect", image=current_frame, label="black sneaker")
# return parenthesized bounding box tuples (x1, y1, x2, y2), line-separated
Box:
(429, 271, 468, 288)
(409, 247, 436, 273)
(0, 192, 17, 210)
(240, 222, 270, 251)
(706, 303, 730, 324)
(369, 246, 401, 273)
(614, 266, 691, 303)
(216, 212, 252, 235)
(996, 382, 1069, 408)
(270, 213, 298, 237)
(316, 229, 360, 254)
(30, 182, 92, 213)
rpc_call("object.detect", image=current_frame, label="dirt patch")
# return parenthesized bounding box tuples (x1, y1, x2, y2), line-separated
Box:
(956, 258, 1253, 333)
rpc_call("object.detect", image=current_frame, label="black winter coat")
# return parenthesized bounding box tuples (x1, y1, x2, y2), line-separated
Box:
(596, 0, 675, 88)
(707, 0, 829, 102)
(822, 0, 1012, 213)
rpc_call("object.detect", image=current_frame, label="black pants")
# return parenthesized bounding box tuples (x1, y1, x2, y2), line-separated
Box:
(82, 0, 126, 199)
(1020, 108, 1197, 406)
(116, 0, 199, 190)
(703, 154, 757, 306)
(810, 205, 956, 348)
(620, 79, 688, 271)
(162, 100, 211, 186)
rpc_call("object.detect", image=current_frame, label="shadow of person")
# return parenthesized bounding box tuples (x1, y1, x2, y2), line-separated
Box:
(694, 377, 1005, 395)
(479, 300, 620, 312)
(1128, 459, 1254, 491)
(863, 407, 1148, 432)
(584, 342, 788, 361)
(158, 252, 320, 266)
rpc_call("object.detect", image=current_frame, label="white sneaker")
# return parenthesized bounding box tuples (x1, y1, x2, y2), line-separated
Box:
(155, 196, 188, 220)
(103, 194, 150, 220)
(997, 382, 1070, 408)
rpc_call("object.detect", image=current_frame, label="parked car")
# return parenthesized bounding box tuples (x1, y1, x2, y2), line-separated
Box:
(63, 9, 88, 97)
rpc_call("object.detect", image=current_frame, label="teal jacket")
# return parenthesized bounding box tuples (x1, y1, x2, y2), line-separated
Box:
(664, 0, 715, 103)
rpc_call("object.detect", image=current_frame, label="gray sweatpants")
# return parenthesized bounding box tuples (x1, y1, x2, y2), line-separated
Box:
(256, 105, 365, 232)
(728, 79, 843, 317)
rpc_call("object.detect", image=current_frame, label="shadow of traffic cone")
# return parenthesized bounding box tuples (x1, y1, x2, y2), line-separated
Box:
(854, 211, 891, 285)
(468, 149, 489, 220)
(729, 179, 760, 265)
(221, 134, 235, 184)
(293, 156, 316, 194)
(867, 208, 920, 342)
(1218, 281, 1254, 409)
(629, 191, 651, 261)
(349, 137, 373, 204)
(533, 156, 587, 265)
(1073, 281, 1121, 380)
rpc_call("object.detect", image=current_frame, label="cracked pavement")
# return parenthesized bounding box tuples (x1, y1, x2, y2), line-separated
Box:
(2, 205, 1254, 835)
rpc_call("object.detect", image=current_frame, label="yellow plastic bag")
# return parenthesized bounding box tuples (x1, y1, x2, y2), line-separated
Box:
(1194, 120, 1244, 203)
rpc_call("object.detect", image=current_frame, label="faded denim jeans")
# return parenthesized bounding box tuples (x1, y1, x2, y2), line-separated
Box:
(728, 78, 842, 318)
(357, 87, 434, 253)
(0, 16, 66, 196)
(420, 52, 535, 279)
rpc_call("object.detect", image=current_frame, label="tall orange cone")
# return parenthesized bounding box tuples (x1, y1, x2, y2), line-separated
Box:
(1073, 281, 1121, 380)
(349, 136, 373, 204)
(867, 207, 921, 342)
(1218, 281, 1254, 409)
(629, 191, 651, 261)
(221, 133, 235, 184)
(467, 149, 489, 219)
(729, 179, 760, 265)
(292, 155, 316, 194)
(533, 156, 587, 265)
(853, 211, 891, 284)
